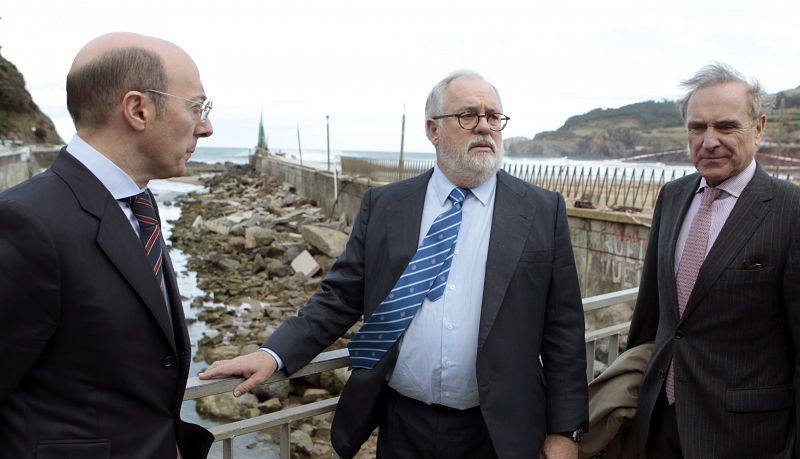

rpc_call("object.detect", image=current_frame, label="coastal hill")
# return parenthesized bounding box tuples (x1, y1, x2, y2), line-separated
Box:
(506, 88, 800, 160)
(0, 52, 63, 146)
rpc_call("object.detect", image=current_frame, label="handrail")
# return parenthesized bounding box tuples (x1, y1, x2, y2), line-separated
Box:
(185, 287, 639, 458)
(184, 348, 350, 401)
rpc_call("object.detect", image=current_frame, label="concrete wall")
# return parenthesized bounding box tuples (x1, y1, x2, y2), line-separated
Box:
(0, 149, 31, 192)
(259, 154, 652, 296)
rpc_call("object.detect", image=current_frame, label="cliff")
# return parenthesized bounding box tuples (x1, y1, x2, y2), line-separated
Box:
(0, 53, 63, 146)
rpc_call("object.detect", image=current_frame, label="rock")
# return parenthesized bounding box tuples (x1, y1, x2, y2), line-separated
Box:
(283, 245, 304, 263)
(191, 215, 205, 230)
(215, 256, 241, 270)
(592, 359, 609, 379)
(320, 368, 350, 394)
(291, 250, 320, 278)
(311, 442, 332, 459)
(245, 226, 275, 249)
(290, 430, 314, 455)
(258, 397, 283, 414)
(267, 259, 292, 278)
(299, 225, 349, 258)
(253, 379, 290, 400)
(301, 388, 330, 404)
(240, 343, 261, 355)
(203, 345, 241, 363)
(195, 393, 260, 421)
(204, 218, 232, 235)
(226, 236, 247, 252)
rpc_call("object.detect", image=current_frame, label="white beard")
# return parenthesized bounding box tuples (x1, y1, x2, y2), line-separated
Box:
(437, 134, 503, 188)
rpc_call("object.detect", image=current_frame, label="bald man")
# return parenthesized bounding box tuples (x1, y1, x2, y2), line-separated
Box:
(0, 32, 214, 458)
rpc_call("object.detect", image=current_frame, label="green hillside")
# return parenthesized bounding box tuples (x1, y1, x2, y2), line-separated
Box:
(507, 90, 800, 160)
(0, 54, 63, 146)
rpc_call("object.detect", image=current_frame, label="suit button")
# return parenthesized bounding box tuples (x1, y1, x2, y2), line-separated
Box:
(161, 355, 176, 368)
(674, 332, 683, 339)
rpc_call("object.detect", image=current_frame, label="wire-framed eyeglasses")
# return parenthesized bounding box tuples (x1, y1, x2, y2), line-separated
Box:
(431, 111, 510, 131)
(144, 89, 213, 122)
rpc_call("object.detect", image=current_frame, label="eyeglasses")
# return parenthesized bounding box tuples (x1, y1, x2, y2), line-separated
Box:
(143, 89, 213, 122)
(431, 111, 510, 131)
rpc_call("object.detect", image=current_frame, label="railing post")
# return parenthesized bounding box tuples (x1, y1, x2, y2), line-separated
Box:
(585, 340, 596, 383)
(280, 424, 290, 459)
(223, 438, 233, 459)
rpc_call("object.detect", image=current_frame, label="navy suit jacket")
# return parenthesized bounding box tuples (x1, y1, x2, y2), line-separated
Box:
(266, 169, 589, 458)
(0, 150, 213, 458)
(629, 165, 800, 458)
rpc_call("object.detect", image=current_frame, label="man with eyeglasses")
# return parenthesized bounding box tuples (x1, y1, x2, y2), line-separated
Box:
(628, 64, 800, 458)
(0, 32, 214, 458)
(201, 70, 588, 458)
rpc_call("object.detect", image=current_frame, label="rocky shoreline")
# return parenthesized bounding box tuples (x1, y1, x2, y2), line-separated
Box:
(170, 163, 375, 458)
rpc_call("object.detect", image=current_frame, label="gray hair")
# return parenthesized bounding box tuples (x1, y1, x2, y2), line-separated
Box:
(424, 69, 503, 139)
(67, 46, 168, 127)
(678, 62, 773, 121)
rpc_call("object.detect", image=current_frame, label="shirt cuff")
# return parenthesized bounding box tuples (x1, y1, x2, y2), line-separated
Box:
(258, 347, 284, 370)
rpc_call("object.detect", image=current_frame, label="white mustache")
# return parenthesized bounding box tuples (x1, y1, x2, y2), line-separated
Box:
(467, 135, 496, 152)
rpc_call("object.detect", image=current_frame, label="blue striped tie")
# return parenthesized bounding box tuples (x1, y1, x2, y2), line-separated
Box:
(348, 187, 470, 369)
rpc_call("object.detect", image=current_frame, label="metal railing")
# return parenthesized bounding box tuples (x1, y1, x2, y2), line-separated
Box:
(340, 156, 687, 212)
(341, 156, 435, 182)
(185, 287, 638, 458)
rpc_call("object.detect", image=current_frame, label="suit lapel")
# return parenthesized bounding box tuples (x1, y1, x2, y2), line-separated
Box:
(478, 171, 534, 350)
(384, 171, 431, 286)
(663, 176, 702, 321)
(681, 167, 773, 321)
(52, 150, 177, 351)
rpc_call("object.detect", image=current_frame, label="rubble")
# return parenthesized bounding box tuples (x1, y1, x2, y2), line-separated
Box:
(170, 165, 374, 458)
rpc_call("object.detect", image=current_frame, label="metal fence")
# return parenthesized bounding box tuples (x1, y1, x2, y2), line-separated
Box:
(184, 287, 638, 459)
(340, 156, 689, 212)
(340, 156, 799, 212)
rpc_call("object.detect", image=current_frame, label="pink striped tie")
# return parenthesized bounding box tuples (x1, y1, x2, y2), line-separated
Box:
(666, 186, 721, 404)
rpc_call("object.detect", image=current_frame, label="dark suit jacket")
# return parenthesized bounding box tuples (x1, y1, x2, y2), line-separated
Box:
(266, 169, 589, 458)
(628, 165, 800, 458)
(0, 150, 213, 459)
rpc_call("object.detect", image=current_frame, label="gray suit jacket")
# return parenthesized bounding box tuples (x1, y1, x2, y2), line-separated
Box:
(0, 150, 213, 459)
(629, 165, 800, 458)
(266, 169, 588, 458)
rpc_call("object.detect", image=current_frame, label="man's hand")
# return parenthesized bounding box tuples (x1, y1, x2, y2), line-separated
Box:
(198, 351, 278, 397)
(539, 434, 578, 459)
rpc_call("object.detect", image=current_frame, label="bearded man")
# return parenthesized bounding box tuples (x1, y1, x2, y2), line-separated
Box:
(201, 70, 588, 459)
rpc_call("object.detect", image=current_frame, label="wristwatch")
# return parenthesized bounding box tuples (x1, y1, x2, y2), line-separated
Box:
(555, 427, 585, 443)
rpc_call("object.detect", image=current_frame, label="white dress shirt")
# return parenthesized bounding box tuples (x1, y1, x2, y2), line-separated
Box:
(388, 165, 497, 409)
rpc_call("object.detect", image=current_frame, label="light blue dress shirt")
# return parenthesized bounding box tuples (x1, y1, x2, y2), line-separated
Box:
(388, 165, 497, 409)
(66, 134, 147, 235)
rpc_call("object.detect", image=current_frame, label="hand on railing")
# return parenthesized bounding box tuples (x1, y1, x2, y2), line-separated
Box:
(199, 350, 278, 397)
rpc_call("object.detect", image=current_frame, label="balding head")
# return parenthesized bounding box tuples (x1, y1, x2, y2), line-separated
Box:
(66, 32, 194, 128)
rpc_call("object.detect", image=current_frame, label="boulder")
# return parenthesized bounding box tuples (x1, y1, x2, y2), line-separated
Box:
(290, 250, 320, 278)
(301, 388, 330, 404)
(195, 393, 260, 421)
(299, 225, 349, 258)
(290, 430, 314, 456)
(258, 397, 283, 414)
(252, 379, 290, 400)
(245, 226, 275, 249)
(204, 218, 232, 235)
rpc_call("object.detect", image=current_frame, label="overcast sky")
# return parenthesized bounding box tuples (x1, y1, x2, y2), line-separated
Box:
(2, 1, 799, 152)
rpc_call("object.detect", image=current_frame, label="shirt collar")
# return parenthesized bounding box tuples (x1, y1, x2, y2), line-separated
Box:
(696, 159, 756, 198)
(66, 134, 146, 199)
(431, 164, 496, 206)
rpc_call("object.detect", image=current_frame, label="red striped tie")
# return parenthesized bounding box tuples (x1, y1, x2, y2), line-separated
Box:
(127, 192, 166, 295)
